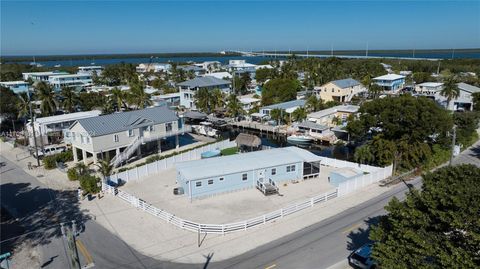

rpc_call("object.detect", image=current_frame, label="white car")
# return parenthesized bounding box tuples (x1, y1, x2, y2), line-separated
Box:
(348, 243, 377, 269)
(33, 145, 66, 159)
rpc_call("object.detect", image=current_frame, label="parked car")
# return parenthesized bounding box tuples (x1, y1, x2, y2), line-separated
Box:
(33, 145, 66, 159)
(348, 243, 377, 269)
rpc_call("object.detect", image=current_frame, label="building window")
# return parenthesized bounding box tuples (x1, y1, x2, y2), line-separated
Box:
(332, 88, 334, 92)
(166, 122, 172, 132)
(114, 134, 119, 142)
(219, 177, 224, 181)
(196, 181, 202, 187)
(208, 179, 214, 185)
(286, 165, 296, 172)
(127, 129, 134, 137)
(86, 136, 90, 144)
(271, 168, 276, 175)
(242, 173, 248, 181)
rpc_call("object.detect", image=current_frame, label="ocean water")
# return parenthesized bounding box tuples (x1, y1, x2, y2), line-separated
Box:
(7, 50, 480, 67)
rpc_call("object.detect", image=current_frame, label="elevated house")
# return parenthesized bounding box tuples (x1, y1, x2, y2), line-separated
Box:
(0, 81, 30, 93)
(307, 105, 360, 127)
(373, 74, 406, 92)
(78, 66, 104, 75)
(415, 82, 444, 96)
(314, 78, 365, 102)
(176, 147, 322, 199)
(228, 60, 257, 78)
(67, 106, 187, 166)
(257, 99, 306, 118)
(414, 82, 480, 111)
(177, 77, 231, 109)
(27, 110, 102, 147)
(22, 71, 69, 82)
(48, 73, 93, 91)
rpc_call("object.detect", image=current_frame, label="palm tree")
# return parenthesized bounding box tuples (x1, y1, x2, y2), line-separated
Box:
(270, 108, 286, 125)
(226, 94, 244, 119)
(368, 84, 383, 99)
(128, 81, 152, 109)
(36, 81, 57, 116)
(110, 87, 126, 111)
(210, 88, 224, 110)
(95, 158, 113, 180)
(291, 107, 307, 122)
(440, 77, 460, 110)
(60, 87, 78, 113)
(354, 144, 374, 165)
(16, 92, 30, 120)
(305, 95, 323, 112)
(194, 88, 210, 113)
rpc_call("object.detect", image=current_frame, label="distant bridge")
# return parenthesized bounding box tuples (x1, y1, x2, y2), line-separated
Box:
(229, 50, 440, 61)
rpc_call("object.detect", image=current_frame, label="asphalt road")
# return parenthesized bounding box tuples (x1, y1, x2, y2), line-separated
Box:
(1, 141, 478, 269)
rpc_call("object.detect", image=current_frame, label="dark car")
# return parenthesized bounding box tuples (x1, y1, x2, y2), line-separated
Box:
(348, 243, 377, 269)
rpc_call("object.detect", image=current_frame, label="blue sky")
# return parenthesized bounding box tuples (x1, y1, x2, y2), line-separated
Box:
(1, 1, 479, 55)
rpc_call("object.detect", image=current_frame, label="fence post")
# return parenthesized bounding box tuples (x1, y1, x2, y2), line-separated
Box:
(263, 215, 266, 224)
(280, 208, 283, 217)
(244, 222, 247, 231)
(222, 225, 225, 236)
(310, 197, 314, 207)
(324, 193, 328, 201)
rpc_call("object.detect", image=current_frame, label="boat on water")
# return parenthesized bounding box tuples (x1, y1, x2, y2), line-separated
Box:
(54, 64, 61, 67)
(192, 121, 219, 137)
(287, 134, 314, 145)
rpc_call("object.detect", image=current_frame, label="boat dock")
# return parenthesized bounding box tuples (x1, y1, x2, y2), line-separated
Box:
(228, 121, 287, 136)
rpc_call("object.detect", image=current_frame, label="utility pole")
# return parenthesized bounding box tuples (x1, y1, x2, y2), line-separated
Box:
(28, 88, 40, 167)
(449, 125, 457, 166)
(61, 222, 81, 269)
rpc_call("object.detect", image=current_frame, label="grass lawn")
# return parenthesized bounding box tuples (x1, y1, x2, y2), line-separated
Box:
(221, 147, 238, 156)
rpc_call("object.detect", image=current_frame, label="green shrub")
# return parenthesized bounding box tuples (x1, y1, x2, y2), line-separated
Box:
(221, 147, 238, 156)
(79, 174, 101, 194)
(67, 168, 78, 181)
(43, 155, 57, 170)
(56, 150, 73, 163)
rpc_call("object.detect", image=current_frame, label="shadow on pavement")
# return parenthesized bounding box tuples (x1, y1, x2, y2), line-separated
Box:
(0, 182, 91, 254)
(346, 216, 381, 251)
(469, 144, 480, 158)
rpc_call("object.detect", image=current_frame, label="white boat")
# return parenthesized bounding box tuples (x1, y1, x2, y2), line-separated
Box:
(192, 122, 219, 137)
(54, 64, 61, 67)
(287, 134, 314, 145)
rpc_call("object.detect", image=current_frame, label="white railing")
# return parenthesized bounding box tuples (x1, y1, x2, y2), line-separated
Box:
(107, 139, 237, 183)
(102, 182, 338, 235)
(111, 126, 192, 168)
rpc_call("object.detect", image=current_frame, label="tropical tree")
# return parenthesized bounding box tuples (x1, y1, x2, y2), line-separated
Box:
(370, 164, 480, 268)
(353, 144, 374, 164)
(305, 95, 323, 112)
(16, 92, 30, 120)
(128, 80, 152, 109)
(110, 87, 127, 111)
(270, 108, 286, 125)
(210, 88, 224, 110)
(368, 84, 383, 99)
(60, 87, 78, 113)
(95, 158, 113, 180)
(261, 78, 301, 105)
(226, 94, 244, 119)
(440, 77, 460, 110)
(194, 88, 211, 113)
(35, 81, 57, 116)
(291, 107, 307, 122)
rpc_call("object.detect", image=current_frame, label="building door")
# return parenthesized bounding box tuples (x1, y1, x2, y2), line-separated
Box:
(257, 169, 266, 182)
(139, 127, 144, 138)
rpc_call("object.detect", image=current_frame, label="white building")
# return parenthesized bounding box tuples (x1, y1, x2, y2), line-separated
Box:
(203, 72, 232, 80)
(177, 77, 231, 109)
(414, 82, 480, 111)
(373, 74, 406, 92)
(136, 63, 172, 73)
(239, 97, 261, 112)
(78, 66, 104, 75)
(48, 73, 93, 91)
(0, 81, 30, 93)
(22, 71, 69, 82)
(193, 61, 221, 73)
(415, 82, 444, 95)
(27, 110, 101, 147)
(307, 105, 360, 127)
(228, 60, 257, 77)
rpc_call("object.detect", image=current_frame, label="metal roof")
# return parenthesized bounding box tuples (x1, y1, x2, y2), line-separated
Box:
(177, 77, 231, 88)
(457, 82, 480, 93)
(297, 121, 329, 131)
(176, 147, 321, 181)
(307, 105, 360, 119)
(261, 99, 306, 110)
(73, 106, 178, 137)
(417, 82, 444, 87)
(330, 78, 361, 89)
(36, 110, 101, 125)
(373, 74, 405, 81)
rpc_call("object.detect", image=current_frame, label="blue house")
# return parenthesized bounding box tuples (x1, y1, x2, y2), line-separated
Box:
(176, 147, 322, 199)
(0, 81, 30, 93)
(373, 74, 405, 92)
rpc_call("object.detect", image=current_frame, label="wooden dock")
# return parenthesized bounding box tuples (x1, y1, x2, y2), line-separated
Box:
(228, 121, 287, 136)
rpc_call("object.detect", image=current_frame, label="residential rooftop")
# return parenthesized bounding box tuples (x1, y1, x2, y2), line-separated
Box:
(373, 74, 405, 80)
(417, 82, 444, 87)
(261, 99, 306, 110)
(307, 105, 360, 119)
(297, 121, 329, 131)
(0, 81, 29, 85)
(330, 78, 361, 89)
(34, 110, 101, 125)
(176, 147, 321, 181)
(457, 82, 480, 93)
(73, 106, 178, 137)
(177, 76, 231, 88)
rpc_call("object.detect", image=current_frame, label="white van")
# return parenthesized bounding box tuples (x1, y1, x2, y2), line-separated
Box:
(33, 145, 66, 159)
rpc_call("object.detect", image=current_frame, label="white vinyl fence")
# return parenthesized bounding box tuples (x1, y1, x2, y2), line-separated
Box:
(107, 139, 236, 183)
(102, 183, 338, 235)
